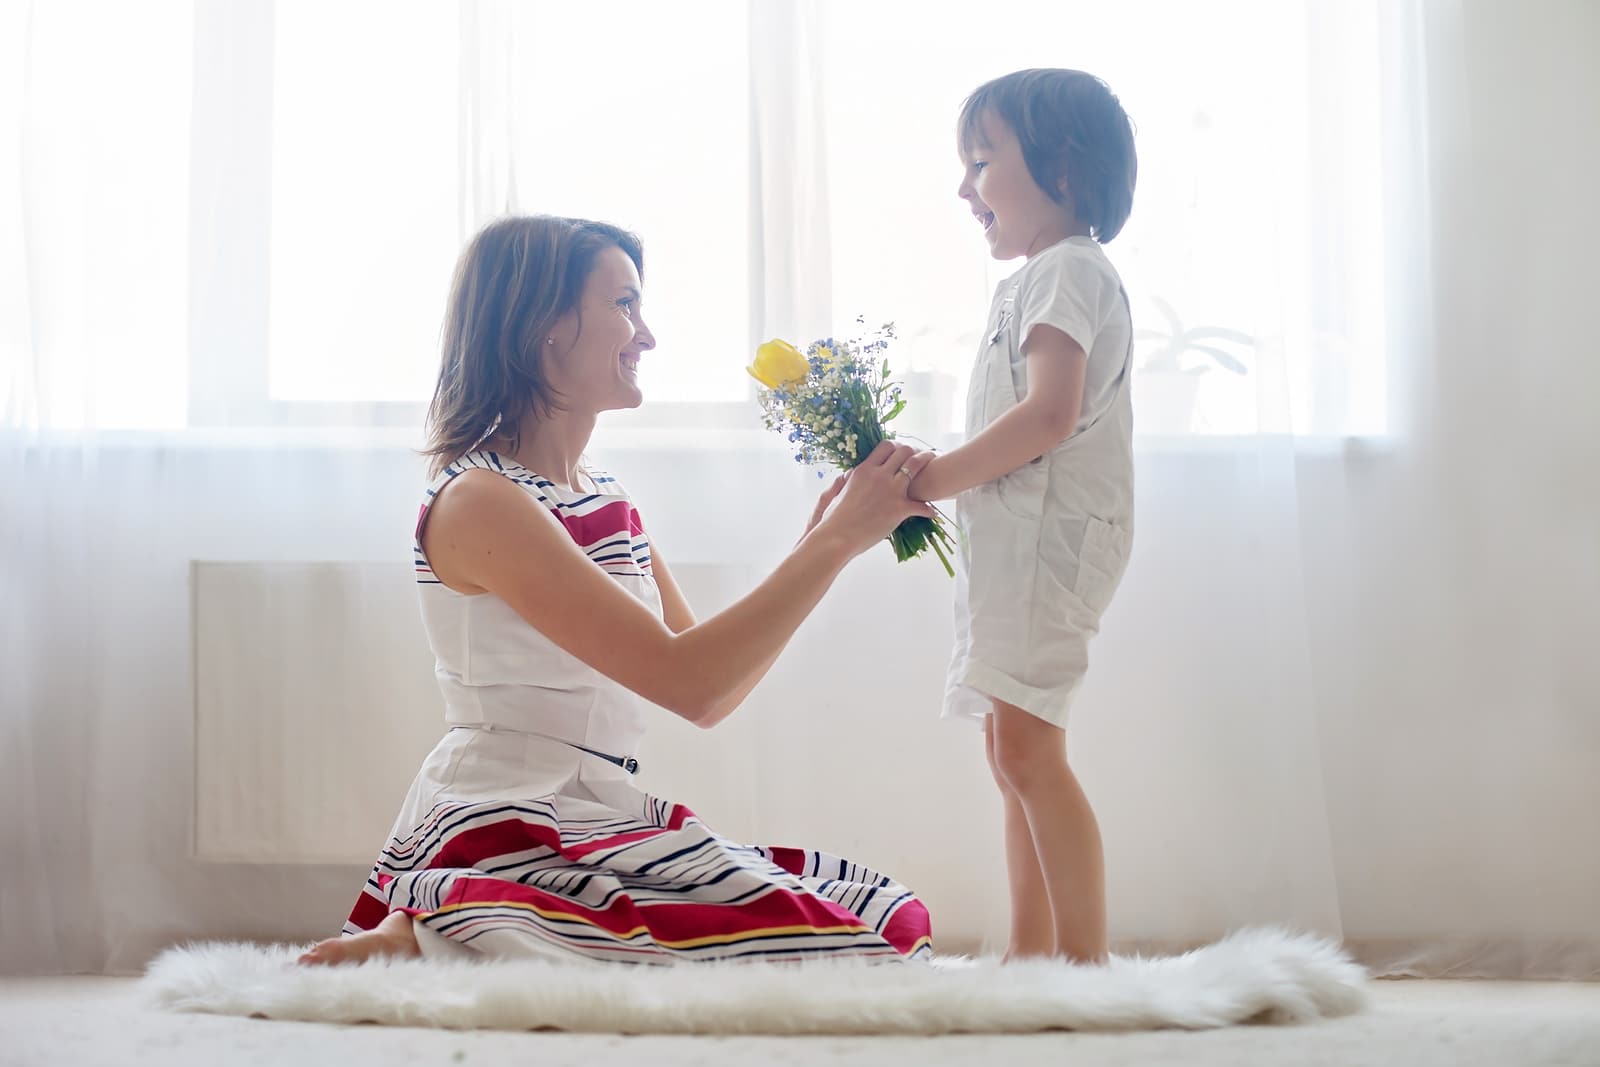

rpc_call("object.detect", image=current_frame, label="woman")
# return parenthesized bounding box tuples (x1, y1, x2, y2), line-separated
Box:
(301, 215, 938, 965)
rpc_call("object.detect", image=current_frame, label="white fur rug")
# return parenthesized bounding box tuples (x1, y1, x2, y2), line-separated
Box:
(143, 927, 1367, 1035)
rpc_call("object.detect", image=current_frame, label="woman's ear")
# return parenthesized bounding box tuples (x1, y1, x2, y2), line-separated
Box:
(545, 309, 582, 357)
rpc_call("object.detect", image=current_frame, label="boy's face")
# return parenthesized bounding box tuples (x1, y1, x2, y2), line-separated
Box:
(957, 112, 1073, 261)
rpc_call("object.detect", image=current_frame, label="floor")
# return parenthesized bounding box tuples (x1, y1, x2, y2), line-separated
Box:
(2, 977, 1597, 1067)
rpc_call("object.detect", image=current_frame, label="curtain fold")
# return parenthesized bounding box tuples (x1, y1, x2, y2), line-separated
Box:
(748, 0, 833, 345)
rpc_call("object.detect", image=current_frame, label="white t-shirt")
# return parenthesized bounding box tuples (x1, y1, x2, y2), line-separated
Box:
(999, 235, 1131, 435)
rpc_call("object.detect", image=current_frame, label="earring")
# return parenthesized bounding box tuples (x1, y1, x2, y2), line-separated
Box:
(546, 338, 555, 345)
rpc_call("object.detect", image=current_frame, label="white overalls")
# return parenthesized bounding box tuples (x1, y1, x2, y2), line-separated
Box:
(945, 236, 1136, 729)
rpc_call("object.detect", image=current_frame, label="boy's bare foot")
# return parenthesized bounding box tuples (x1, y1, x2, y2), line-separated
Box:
(1000, 946, 1106, 966)
(1000, 946, 1051, 965)
(297, 910, 420, 966)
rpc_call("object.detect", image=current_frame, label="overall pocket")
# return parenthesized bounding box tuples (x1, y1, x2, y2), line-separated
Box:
(1071, 516, 1133, 613)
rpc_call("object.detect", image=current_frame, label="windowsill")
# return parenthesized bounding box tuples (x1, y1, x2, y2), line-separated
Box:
(10, 392, 1394, 458)
(3, 425, 1396, 460)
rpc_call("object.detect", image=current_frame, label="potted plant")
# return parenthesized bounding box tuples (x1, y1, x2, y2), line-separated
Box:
(1133, 296, 1252, 433)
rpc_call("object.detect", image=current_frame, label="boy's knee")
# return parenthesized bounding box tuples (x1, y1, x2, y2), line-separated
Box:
(992, 736, 1051, 792)
(989, 704, 1066, 793)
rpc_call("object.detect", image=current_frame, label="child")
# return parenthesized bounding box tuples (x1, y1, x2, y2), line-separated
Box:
(908, 69, 1137, 963)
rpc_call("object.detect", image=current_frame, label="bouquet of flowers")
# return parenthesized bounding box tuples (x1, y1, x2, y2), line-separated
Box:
(747, 322, 956, 575)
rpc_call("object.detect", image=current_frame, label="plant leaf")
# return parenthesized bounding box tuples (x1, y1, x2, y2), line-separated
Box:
(1150, 295, 1183, 334)
(1189, 344, 1250, 374)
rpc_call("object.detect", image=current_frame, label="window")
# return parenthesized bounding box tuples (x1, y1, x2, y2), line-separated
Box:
(267, 2, 461, 406)
(822, 0, 1388, 437)
(13, 0, 1387, 438)
(237, 0, 751, 422)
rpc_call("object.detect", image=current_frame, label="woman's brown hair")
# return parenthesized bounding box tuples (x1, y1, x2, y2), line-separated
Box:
(423, 215, 643, 474)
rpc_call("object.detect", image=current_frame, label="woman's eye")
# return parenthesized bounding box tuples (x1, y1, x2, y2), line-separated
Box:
(618, 299, 635, 317)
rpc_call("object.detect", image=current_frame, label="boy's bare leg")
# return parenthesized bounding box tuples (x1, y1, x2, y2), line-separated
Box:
(985, 712, 1055, 959)
(990, 699, 1107, 963)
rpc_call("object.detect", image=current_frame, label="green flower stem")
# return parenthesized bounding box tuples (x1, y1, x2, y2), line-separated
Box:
(887, 514, 957, 577)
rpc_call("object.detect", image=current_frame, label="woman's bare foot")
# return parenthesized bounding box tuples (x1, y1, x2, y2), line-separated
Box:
(298, 910, 421, 966)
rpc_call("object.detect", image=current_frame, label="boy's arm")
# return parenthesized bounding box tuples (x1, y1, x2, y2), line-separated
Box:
(909, 325, 1088, 502)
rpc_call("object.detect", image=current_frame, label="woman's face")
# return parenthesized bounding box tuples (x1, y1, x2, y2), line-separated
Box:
(545, 245, 656, 414)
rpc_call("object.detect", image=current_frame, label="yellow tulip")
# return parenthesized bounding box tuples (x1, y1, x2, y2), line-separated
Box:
(747, 339, 810, 389)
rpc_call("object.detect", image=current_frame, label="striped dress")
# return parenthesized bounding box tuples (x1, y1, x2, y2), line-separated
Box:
(341, 450, 932, 964)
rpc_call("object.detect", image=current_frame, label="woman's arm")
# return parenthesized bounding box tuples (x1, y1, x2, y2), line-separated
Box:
(646, 543, 696, 634)
(422, 442, 933, 728)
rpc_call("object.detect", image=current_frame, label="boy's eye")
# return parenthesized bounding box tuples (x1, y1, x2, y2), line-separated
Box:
(972, 161, 988, 173)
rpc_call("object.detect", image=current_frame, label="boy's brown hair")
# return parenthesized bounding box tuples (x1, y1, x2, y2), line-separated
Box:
(959, 69, 1137, 243)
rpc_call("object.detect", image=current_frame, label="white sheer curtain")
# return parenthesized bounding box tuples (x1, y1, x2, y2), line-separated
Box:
(3, 0, 1597, 978)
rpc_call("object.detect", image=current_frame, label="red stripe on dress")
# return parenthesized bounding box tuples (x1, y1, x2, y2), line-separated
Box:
(441, 875, 650, 938)
(638, 890, 868, 942)
(347, 888, 391, 931)
(426, 811, 742, 875)
(431, 818, 564, 871)
(654, 803, 695, 832)
(407, 803, 696, 871)
(877, 897, 934, 957)
(438, 874, 870, 943)
(768, 847, 807, 876)
(559, 499, 644, 550)
(429, 815, 673, 869)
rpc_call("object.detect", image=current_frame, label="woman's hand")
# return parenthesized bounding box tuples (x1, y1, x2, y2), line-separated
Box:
(799, 474, 847, 543)
(807, 442, 937, 558)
